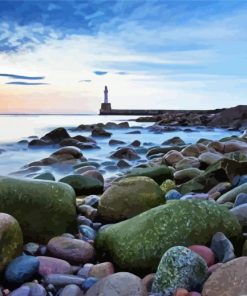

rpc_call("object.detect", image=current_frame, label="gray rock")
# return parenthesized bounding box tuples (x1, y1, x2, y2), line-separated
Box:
(210, 232, 236, 263)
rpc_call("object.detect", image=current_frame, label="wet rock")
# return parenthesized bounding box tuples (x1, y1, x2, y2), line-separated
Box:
(126, 130, 141, 134)
(28, 139, 49, 147)
(37, 256, 72, 276)
(79, 225, 96, 241)
(174, 168, 202, 183)
(34, 172, 55, 181)
(96, 200, 241, 273)
(210, 232, 236, 263)
(130, 140, 141, 147)
(41, 127, 70, 144)
(109, 139, 126, 145)
(162, 137, 185, 146)
(117, 159, 132, 168)
(202, 257, 247, 296)
(163, 150, 184, 166)
(98, 176, 164, 221)
(85, 272, 147, 296)
(47, 236, 95, 264)
(118, 122, 129, 128)
(110, 147, 140, 160)
(51, 146, 83, 160)
(181, 145, 201, 157)
(91, 128, 112, 137)
(125, 165, 173, 185)
(0, 176, 77, 243)
(0, 213, 23, 272)
(198, 152, 224, 166)
(234, 193, 247, 207)
(151, 246, 208, 295)
(74, 166, 97, 174)
(77, 205, 97, 220)
(147, 146, 183, 158)
(81, 170, 104, 184)
(59, 175, 103, 195)
(217, 183, 247, 204)
(5, 255, 39, 285)
(84, 195, 100, 207)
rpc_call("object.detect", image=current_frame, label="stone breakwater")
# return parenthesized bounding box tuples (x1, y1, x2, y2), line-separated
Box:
(0, 121, 247, 295)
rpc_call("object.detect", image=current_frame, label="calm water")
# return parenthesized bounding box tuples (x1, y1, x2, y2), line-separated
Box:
(0, 114, 240, 178)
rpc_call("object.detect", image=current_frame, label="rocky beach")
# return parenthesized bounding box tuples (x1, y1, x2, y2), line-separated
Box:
(0, 105, 247, 296)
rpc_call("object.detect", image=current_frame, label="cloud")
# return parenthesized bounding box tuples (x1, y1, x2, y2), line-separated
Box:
(0, 73, 45, 80)
(94, 71, 108, 76)
(5, 82, 49, 85)
(79, 79, 92, 82)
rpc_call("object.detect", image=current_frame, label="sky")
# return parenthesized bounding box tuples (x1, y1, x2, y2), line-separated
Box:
(0, 0, 247, 114)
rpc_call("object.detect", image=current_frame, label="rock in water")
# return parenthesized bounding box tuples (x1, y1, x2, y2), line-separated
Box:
(0, 213, 23, 272)
(202, 257, 247, 296)
(95, 200, 241, 273)
(0, 176, 77, 243)
(152, 246, 208, 295)
(98, 176, 164, 221)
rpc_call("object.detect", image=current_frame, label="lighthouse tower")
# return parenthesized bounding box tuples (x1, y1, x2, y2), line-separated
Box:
(99, 85, 112, 114)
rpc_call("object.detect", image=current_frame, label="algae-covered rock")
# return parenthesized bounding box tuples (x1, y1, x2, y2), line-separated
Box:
(179, 159, 247, 195)
(152, 246, 208, 295)
(59, 175, 103, 195)
(95, 200, 241, 274)
(125, 165, 173, 185)
(0, 213, 23, 271)
(98, 176, 164, 222)
(0, 176, 77, 243)
(160, 179, 176, 194)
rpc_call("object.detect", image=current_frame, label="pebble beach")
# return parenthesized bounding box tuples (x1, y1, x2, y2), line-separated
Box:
(0, 106, 247, 296)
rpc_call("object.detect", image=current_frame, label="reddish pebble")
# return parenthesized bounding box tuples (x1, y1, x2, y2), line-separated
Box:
(188, 245, 215, 267)
(188, 292, 201, 296)
(174, 288, 189, 296)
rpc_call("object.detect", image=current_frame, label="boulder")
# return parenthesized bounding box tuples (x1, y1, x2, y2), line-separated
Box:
(162, 137, 185, 146)
(152, 246, 208, 295)
(0, 176, 77, 243)
(202, 257, 247, 296)
(125, 166, 173, 185)
(98, 176, 164, 221)
(41, 127, 70, 144)
(0, 213, 23, 271)
(109, 139, 126, 146)
(110, 147, 140, 160)
(51, 146, 83, 160)
(95, 200, 241, 273)
(91, 128, 112, 137)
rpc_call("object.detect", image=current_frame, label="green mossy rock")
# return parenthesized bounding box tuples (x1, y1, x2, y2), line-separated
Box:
(98, 176, 165, 222)
(0, 176, 77, 243)
(59, 174, 103, 195)
(0, 213, 23, 271)
(152, 246, 208, 295)
(125, 165, 173, 185)
(179, 159, 247, 194)
(95, 200, 241, 274)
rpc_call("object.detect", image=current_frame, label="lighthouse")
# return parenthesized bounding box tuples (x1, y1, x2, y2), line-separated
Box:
(99, 85, 112, 114)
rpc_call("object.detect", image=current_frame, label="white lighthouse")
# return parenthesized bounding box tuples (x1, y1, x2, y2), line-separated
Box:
(99, 85, 112, 114)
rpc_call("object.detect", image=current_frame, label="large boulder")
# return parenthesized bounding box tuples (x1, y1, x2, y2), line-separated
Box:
(202, 257, 247, 296)
(152, 246, 208, 295)
(0, 213, 23, 271)
(179, 159, 247, 194)
(98, 176, 164, 221)
(41, 127, 70, 144)
(95, 200, 241, 273)
(0, 176, 77, 243)
(125, 166, 173, 185)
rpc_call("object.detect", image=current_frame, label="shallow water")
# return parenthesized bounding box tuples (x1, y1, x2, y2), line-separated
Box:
(0, 114, 241, 178)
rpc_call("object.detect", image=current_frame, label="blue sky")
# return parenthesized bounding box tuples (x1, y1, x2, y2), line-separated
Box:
(0, 0, 246, 113)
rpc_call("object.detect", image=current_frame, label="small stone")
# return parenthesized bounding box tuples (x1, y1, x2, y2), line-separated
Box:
(234, 193, 247, 207)
(5, 255, 39, 285)
(210, 232, 235, 263)
(77, 216, 92, 227)
(47, 236, 95, 264)
(59, 284, 84, 296)
(37, 256, 71, 276)
(165, 189, 182, 200)
(77, 263, 94, 278)
(22, 282, 46, 296)
(23, 243, 40, 256)
(77, 205, 97, 220)
(84, 277, 97, 290)
(9, 286, 30, 296)
(84, 195, 100, 207)
(230, 204, 247, 228)
(188, 245, 215, 267)
(174, 288, 189, 296)
(142, 274, 155, 292)
(79, 225, 96, 241)
(44, 274, 85, 287)
(88, 262, 114, 279)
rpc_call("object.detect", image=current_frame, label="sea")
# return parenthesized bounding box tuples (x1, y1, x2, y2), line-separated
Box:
(0, 114, 241, 178)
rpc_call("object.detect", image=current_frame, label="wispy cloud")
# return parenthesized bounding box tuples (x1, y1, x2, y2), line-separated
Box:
(0, 73, 45, 80)
(94, 71, 108, 76)
(6, 82, 49, 85)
